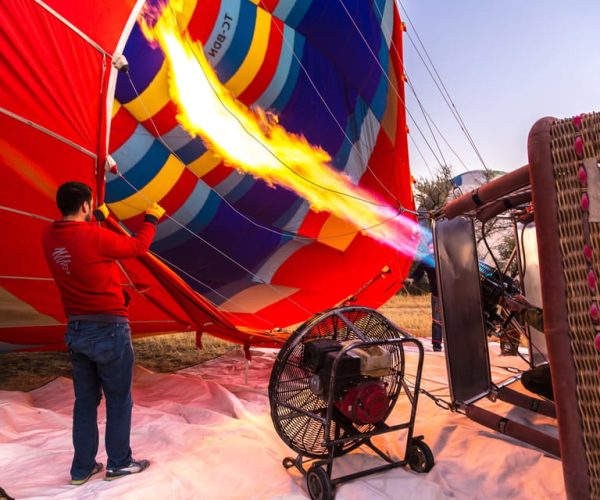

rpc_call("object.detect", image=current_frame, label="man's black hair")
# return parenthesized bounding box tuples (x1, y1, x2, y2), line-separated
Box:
(56, 182, 93, 216)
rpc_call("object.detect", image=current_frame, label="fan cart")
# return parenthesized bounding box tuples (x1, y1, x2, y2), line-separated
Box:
(269, 306, 434, 500)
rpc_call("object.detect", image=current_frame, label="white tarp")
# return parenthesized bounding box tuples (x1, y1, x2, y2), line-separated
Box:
(0, 342, 565, 499)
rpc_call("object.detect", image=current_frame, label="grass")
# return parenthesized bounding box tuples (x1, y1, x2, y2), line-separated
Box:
(0, 335, 238, 392)
(379, 293, 432, 336)
(0, 294, 431, 392)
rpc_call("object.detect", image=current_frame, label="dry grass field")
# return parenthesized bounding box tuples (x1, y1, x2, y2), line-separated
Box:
(379, 293, 431, 336)
(0, 294, 431, 392)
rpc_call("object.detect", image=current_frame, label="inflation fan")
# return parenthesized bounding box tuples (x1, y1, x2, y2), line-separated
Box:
(269, 307, 434, 499)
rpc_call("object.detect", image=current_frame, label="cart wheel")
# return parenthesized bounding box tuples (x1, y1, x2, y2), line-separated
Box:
(282, 457, 295, 469)
(408, 439, 434, 473)
(306, 465, 334, 500)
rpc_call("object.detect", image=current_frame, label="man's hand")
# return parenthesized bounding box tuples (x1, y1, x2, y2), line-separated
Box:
(94, 203, 110, 222)
(144, 202, 165, 224)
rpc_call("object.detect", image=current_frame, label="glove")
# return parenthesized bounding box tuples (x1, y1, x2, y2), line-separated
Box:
(144, 202, 165, 224)
(94, 203, 110, 222)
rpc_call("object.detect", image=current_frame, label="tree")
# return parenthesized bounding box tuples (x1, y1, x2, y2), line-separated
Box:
(413, 164, 515, 272)
(413, 165, 454, 211)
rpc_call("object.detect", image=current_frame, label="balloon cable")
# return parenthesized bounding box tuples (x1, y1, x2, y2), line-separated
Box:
(392, 0, 490, 172)
(113, 171, 316, 321)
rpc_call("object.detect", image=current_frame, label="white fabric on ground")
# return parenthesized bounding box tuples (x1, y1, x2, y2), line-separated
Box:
(0, 342, 564, 499)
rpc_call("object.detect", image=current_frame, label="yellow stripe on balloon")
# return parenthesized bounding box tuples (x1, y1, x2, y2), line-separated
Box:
(317, 214, 358, 252)
(219, 284, 299, 314)
(122, 62, 171, 123)
(111, 100, 121, 118)
(120, 0, 195, 122)
(225, 7, 271, 97)
(107, 154, 185, 219)
(187, 150, 221, 177)
(380, 56, 399, 144)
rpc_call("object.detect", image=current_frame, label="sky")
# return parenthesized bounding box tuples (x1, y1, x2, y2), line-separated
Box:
(400, 0, 600, 180)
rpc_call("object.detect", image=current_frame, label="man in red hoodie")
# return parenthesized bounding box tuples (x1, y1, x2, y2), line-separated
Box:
(42, 181, 165, 485)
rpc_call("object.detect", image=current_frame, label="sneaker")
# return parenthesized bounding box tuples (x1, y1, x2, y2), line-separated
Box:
(432, 343, 443, 352)
(105, 459, 150, 481)
(70, 462, 103, 485)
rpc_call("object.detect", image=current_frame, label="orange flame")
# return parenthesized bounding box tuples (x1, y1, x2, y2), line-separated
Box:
(141, 6, 418, 256)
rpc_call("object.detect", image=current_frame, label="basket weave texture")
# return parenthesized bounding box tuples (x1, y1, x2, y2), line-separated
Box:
(551, 112, 600, 496)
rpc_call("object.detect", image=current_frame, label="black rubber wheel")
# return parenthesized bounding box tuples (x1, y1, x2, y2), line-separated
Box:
(306, 465, 334, 500)
(282, 457, 295, 469)
(408, 439, 434, 473)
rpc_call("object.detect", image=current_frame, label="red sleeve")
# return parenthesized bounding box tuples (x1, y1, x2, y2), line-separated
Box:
(97, 222, 157, 259)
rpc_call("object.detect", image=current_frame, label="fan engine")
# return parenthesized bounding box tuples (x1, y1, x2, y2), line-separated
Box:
(303, 339, 392, 424)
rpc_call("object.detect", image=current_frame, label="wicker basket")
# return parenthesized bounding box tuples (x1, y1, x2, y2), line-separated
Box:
(529, 112, 600, 499)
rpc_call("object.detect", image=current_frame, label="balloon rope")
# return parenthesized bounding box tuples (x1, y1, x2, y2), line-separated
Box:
(332, 0, 447, 171)
(256, 1, 407, 206)
(125, 71, 412, 238)
(114, 171, 316, 321)
(377, 0, 470, 173)
(395, 0, 489, 172)
(404, 76, 469, 172)
(372, 0, 489, 173)
(174, 16, 395, 211)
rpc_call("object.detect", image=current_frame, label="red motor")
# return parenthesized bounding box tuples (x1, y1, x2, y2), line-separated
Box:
(335, 380, 389, 424)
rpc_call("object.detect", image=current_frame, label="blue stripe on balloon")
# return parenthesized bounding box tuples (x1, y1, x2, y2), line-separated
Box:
(254, 238, 306, 284)
(214, 170, 256, 204)
(285, 1, 313, 29)
(110, 124, 155, 176)
(152, 190, 221, 253)
(332, 97, 368, 170)
(154, 180, 211, 243)
(175, 138, 208, 164)
(161, 125, 194, 152)
(272, 197, 305, 230)
(222, 175, 255, 205)
(272, 0, 295, 21)
(213, 170, 244, 198)
(104, 141, 169, 203)
(373, 0, 387, 24)
(343, 108, 382, 183)
(369, 39, 390, 121)
(281, 200, 310, 234)
(270, 34, 304, 111)
(115, 22, 164, 104)
(213, 0, 256, 83)
(256, 25, 296, 109)
(379, 0, 395, 48)
(331, 28, 391, 169)
(204, 0, 241, 67)
(328, 66, 388, 176)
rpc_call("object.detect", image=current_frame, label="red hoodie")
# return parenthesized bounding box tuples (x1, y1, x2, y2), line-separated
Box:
(42, 221, 156, 317)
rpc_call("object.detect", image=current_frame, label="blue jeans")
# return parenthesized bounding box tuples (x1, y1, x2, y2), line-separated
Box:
(65, 321, 134, 480)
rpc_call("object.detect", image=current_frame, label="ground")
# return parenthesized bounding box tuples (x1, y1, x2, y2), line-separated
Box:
(0, 294, 431, 392)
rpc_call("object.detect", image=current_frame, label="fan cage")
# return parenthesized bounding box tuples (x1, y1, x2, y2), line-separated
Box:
(269, 307, 409, 458)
